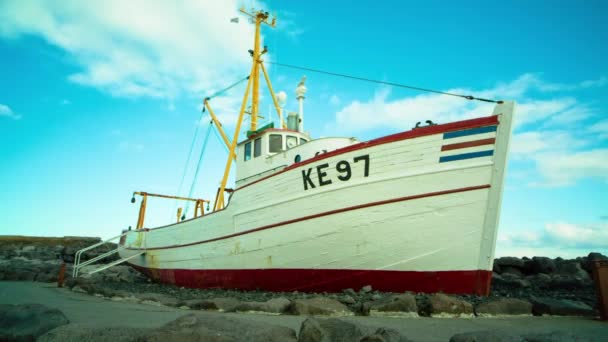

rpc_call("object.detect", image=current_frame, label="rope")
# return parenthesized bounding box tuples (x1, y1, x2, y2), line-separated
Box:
(173, 113, 206, 219)
(211, 124, 230, 153)
(184, 121, 214, 216)
(204, 76, 250, 103)
(267, 61, 503, 104)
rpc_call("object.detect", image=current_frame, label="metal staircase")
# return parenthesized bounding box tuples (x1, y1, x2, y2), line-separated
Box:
(72, 230, 147, 278)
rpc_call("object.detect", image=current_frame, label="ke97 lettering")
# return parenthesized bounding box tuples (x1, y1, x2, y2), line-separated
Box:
(301, 155, 370, 190)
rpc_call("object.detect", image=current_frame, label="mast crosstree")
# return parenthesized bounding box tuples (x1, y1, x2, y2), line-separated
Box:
(213, 7, 284, 210)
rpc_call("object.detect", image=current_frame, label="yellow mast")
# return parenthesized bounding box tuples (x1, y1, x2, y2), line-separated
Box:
(213, 8, 282, 211)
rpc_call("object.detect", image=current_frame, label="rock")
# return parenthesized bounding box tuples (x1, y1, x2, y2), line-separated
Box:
(584, 252, 608, 273)
(556, 261, 591, 280)
(475, 298, 532, 316)
(145, 313, 296, 341)
(492, 273, 531, 289)
(0, 304, 70, 341)
(368, 293, 418, 317)
(360, 328, 412, 342)
(38, 324, 151, 342)
(182, 297, 241, 312)
(529, 257, 557, 275)
(526, 273, 552, 289)
(449, 330, 522, 342)
(233, 297, 291, 314)
(429, 293, 473, 317)
(545, 274, 590, 291)
(501, 267, 524, 277)
(522, 331, 590, 342)
(298, 317, 364, 342)
(136, 292, 180, 307)
(339, 295, 356, 305)
(360, 285, 373, 293)
(290, 297, 353, 316)
(530, 297, 596, 316)
(495, 257, 525, 269)
(343, 288, 357, 297)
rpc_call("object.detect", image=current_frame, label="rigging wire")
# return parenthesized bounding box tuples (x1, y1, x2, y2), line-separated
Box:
(183, 120, 214, 216)
(172, 112, 206, 219)
(204, 75, 250, 102)
(266, 61, 503, 104)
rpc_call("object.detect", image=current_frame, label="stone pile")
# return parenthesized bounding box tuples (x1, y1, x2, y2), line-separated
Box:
(0, 235, 120, 282)
(1, 235, 605, 321)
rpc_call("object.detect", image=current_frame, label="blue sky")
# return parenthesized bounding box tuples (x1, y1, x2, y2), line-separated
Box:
(0, 0, 606, 258)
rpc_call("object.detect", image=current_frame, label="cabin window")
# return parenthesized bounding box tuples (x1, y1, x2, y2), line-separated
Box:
(244, 142, 252, 161)
(254, 138, 262, 157)
(300, 138, 308, 144)
(286, 135, 298, 149)
(269, 134, 283, 153)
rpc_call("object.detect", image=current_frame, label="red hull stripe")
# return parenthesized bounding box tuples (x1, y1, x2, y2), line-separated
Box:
(238, 115, 499, 191)
(133, 184, 490, 251)
(441, 138, 496, 152)
(130, 265, 493, 295)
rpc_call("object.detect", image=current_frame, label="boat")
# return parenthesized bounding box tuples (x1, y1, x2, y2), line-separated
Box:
(74, 8, 515, 295)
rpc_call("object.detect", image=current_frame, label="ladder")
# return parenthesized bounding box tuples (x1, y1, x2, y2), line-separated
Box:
(72, 230, 147, 278)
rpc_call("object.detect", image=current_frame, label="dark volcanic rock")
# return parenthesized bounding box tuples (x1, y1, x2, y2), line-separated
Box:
(449, 330, 522, 342)
(475, 298, 532, 316)
(290, 297, 353, 316)
(145, 313, 297, 342)
(495, 257, 525, 269)
(428, 293, 473, 316)
(492, 273, 531, 290)
(368, 293, 418, 317)
(530, 297, 596, 316)
(529, 257, 557, 274)
(298, 317, 364, 342)
(0, 304, 70, 341)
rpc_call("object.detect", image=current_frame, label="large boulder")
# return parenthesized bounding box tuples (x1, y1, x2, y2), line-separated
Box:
(528, 257, 557, 275)
(144, 313, 297, 342)
(530, 297, 596, 316)
(495, 257, 525, 269)
(298, 318, 364, 342)
(428, 293, 473, 317)
(368, 293, 418, 317)
(290, 297, 353, 316)
(233, 297, 291, 314)
(475, 298, 532, 316)
(0, 304, 70, 341)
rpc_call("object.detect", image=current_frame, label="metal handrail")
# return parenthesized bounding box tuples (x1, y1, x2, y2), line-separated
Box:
(72, 230, 142, 278)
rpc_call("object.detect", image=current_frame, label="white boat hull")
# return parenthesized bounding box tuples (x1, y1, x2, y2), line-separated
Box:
(120, 102, 514, 295)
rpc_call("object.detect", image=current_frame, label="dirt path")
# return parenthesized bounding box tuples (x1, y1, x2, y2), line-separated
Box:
(1, 281, 606, 341)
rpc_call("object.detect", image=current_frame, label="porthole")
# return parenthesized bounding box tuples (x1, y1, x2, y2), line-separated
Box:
(294, 154, 301, 163)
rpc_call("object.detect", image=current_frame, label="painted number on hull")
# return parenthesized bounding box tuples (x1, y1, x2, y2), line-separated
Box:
(302, 155, 370, 190)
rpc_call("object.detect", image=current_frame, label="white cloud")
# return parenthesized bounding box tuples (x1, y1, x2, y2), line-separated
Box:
(545, 222, 608, 248)
(0, 0, 262, 99)
(0, 104, 21, 120)
(534, 149, 608, 186)
(331, 74, 602, 134)
(497, 222, 608, 258)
